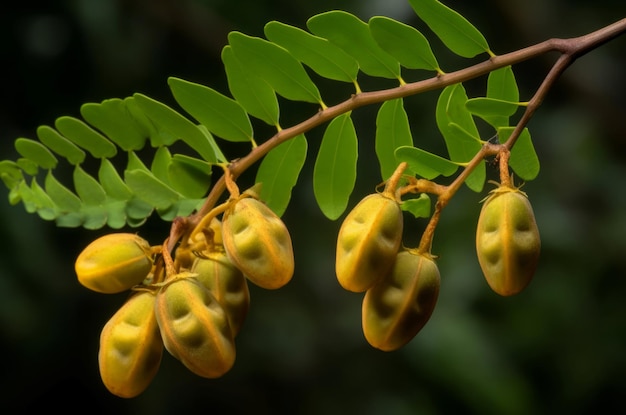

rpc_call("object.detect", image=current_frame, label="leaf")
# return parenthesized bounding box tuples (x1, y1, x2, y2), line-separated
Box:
(368, 16, 440, 72)
(98, 159, 132, 200)
(80, 98, 147, 151)
(436, 84, 485, 191)
(401, 193, 431, 218)
(228, 31, 323, 105)
(73, 165, 107, 205)
(375, 99, 414, 180)
(168, 77, 253, 143)
(14, 138, 58, 169)
(17, 158, 38, 176)
(498, 127, 540, 181)
(408, 0, 491, 58)
(54, 116, 117, 159)
(485, 66, 520, 128)
(44, 171, 82, 213)
(264, 21, 359, 83)
(222, 45, 280, 126)
(395, 146, 459, 179)
(133, 93, 218, 163)
(151, 146, 173, 186)
(30, 180, 57, 220)
(313, 114, 358, 220)
(36, 125, 86, 165)
(124, 169, 180, 210)
(465, 98, 521, 118)
(256, 134, 307, 216)
(307, 11, 400, 80)
(0, 160, 24, 190)
(168, 154, 212, 199)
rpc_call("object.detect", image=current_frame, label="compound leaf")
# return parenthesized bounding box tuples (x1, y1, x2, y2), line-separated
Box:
(80, 98, 147, 151)
(313, 113, 358, 220)
(14, 138, 58, 169)
(73, 165, 106, 205)
(36, 125, 86, 165)
(55, 116, 117, 159)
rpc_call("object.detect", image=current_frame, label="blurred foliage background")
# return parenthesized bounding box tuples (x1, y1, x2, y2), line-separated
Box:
(1, 0, 626, 413)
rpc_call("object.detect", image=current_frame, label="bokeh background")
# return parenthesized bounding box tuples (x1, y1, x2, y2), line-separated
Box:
(1, 0, 626, 413)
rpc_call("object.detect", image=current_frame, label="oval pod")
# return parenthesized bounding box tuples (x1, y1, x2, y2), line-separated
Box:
(75, 233, 153, 294)
(336, 193, 403, 292)
(476, 186, 540, 296)
(222, 196, 294, 289)
(98, 290, 163, 398)
(191, 253, 250, 336)
(154, 275, 236, 378)
(362, 250, 440, 351)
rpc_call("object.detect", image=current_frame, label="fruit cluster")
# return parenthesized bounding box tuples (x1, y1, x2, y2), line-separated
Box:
(334, 165, 541, 351)
(74, 185, 293, 398)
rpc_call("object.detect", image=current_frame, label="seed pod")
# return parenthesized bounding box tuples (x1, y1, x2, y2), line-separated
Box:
(336, 193, 403, 292)
(476, 185, 540, 296)
(191, 253, 250, 336)
(222, 196, 294, 290)
(362, 250, 440, 351)
(98, 290, 163, 398)
(75, 233, 153, 294)
(154, 274, 236, 378)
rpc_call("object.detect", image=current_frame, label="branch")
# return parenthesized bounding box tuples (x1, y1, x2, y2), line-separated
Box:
(168, 17, 626, 251)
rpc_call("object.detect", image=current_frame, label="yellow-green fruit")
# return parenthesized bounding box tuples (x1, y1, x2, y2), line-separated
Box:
(154, 275, 236, 378)
(336, 193, 403, 292)
(191, 253, 250, 336)
(476, 186, 540, 296)
(75, 233, 153, 294)
(98, 290, 163, 398)
(222, 197, 294, 290)
(362, 250, 440, 351)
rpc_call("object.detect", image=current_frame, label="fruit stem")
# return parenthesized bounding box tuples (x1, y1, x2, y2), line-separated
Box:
(383, 162, 408, 200)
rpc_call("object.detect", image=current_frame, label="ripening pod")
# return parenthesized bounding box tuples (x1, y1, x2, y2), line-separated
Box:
(222, 196, 294, 289)
(98, 290, 163, 398)
(336, 193, 403, 292)
(191, 253, 250, 336)
(75, 233, 153, 294)
(154, 274, 236, 378)
(362, 250, 440, 351)
(476, 185, 541, 296)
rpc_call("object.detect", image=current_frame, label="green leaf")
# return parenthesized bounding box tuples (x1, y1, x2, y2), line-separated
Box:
(368, 16, 440, 72)
(30, 180, 57, 220)
(14, 138, 58, 169)
(168, 154, 212, 199)
(264, 21, 359, 83)
(498, 127, 540, 181)
(151, 146, 173, 186)
(256, 134, 308, 217)
(313, 114, 358, 220)
(401, 193, 431, 218)
(408, 0, 491, 58)
(17, 158, 38, 176)
(465, 98, 521, 119)
(125, 197, 153, 222)
(484, 66, 520, 128)
(124, 169, 180, 210)
(375, 99, 414, 180)
(0, 160, 24, 190)
(55, 116, 117, 159)
(222, 45, 280, 126)
(395, 146, 459, 179)
(198, 125, 227, 163)
(124, 97, 159, 143)
(80, 98, 147, 151)
(44, 171, 82, 213)
(168, 77, 253, 143)
(133, 93, 218, 163)
(98, 159, 132, 201)
(228, 31, 323, 105)
(36, 125, 86, 165)
(103, 199, 129, 229)
(307, 11, 400, 80)
(80, 205, 108, 230)
(17, 180, 37, 212)
(73, 165, 106, 205)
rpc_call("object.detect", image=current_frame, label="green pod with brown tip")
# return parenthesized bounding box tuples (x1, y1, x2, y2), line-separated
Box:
(336, 193, 403, 292)
(154, 275, 236, 378)
(75, 233, 153, 294)
(190, 253, 250, 336)
(476, 185, 540, 296)
(362, 250, 440, 351)
(98, 290, 163, 398)
(222, 196, 294, 290)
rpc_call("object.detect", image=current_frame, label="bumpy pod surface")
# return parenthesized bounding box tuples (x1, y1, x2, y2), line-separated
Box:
(154, 275, 236, 378)
(75, 233, 153, 294)
(98, 291, 163, 398)
(336, 193, 403, 292)
(476, 186, 540, 296)
(191, 253, 250, 336)
(362, 250, 440, 351)
(222, 197, 294, 289)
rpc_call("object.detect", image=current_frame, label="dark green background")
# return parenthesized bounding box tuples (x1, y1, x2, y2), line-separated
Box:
(1, 1, 625, 413)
